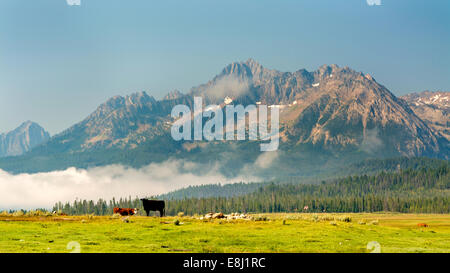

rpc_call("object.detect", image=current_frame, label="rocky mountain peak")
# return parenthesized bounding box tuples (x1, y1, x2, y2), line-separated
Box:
(244, 58, 264, 73)
(99, 91, 156, 112)
(16, 120, 37, 131)
(0, 121, 50, 157)
(220, 61, 254, 79)
(317, 64, 336, 77)
(128, 91, 155, 104)
(401, 91, 449, 141)
(163, 90, 184, 101)
(219, 59, 281, 82)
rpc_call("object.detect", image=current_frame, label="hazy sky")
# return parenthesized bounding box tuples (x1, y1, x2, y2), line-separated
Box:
(0, 0, 449, 135)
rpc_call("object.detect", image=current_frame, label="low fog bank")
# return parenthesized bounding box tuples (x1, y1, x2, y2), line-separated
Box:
(0, 159, 261, 210)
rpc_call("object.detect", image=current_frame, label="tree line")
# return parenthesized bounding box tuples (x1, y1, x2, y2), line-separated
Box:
(53, 163, 449, 215)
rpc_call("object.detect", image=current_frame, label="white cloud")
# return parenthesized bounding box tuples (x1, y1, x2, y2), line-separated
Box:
(366, 0, 381, 6)
(237, 151, 280, 178)
(0, 160, 256, 210)
(205, 75, 250, 100)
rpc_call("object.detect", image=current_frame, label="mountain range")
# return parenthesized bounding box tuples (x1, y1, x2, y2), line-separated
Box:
(401, 91, 449, 141)
(0, 59, 448, 176)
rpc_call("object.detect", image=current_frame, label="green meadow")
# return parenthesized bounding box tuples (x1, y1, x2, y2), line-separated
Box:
(0, 213, 449, 253)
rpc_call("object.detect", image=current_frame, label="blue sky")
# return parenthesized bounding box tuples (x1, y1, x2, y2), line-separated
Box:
(0, 0, 449, 134)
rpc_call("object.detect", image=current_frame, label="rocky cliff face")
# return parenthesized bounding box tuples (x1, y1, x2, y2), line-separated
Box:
(401, 91, 449, 141)
(0, 121, 50, 157)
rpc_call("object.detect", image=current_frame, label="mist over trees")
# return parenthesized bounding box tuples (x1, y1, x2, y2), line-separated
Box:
(53, 162, 449, 215)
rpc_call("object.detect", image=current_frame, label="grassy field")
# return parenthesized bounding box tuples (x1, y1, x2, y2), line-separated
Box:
(0, 213, 449, 253)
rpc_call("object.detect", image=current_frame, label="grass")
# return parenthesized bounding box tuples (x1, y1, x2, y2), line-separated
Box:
(0, 213, 449, 253)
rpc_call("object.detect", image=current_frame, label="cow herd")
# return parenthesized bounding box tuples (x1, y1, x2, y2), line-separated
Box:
(113, 198, 165, 217)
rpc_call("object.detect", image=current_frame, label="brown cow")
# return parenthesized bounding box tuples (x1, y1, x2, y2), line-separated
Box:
(113, 207, 138, 216)
(417, 223, 428, 228)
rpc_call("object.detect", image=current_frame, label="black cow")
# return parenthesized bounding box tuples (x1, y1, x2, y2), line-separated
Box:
(140, 199, 165, 217)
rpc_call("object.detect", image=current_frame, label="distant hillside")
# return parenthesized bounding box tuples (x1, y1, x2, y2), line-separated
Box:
(158, 182, 266, 200)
